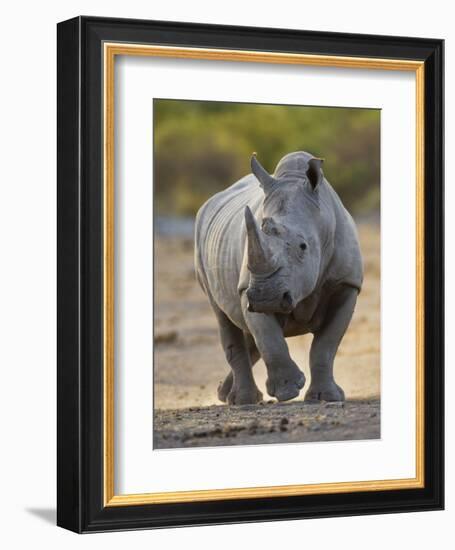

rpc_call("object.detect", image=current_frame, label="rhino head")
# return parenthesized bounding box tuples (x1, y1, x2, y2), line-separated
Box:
(245, 152, 334, 314)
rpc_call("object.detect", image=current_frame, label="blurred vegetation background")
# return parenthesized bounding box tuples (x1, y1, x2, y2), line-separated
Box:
(154, 99, 380, 218)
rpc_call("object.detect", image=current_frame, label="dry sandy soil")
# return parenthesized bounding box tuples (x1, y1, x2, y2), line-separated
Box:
(153, 223, 380, 449)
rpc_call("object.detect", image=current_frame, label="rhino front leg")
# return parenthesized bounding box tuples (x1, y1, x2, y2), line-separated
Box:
(242, 295, 305, 401)
(213, 305, 263, 405)
(305, 285, 358, 402)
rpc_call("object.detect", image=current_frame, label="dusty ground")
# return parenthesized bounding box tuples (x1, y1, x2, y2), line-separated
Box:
(153, 222, 380, 448)
(155, 399, 380, 449)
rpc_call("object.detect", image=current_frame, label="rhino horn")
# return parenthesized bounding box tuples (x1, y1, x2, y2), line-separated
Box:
(251, 154, 278, 195)
(244, 206, 277, 274)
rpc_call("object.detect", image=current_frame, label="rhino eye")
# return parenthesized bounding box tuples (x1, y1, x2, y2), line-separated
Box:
(300, 242, 307, 251)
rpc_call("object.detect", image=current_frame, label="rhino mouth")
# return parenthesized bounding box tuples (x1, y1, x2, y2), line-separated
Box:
(246, 287, 294, 314)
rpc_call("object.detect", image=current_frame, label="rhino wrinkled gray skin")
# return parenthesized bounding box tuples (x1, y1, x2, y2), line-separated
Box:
(195, 151, 363, 405)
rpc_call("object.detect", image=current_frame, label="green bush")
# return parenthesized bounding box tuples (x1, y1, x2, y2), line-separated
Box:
(154, 99, 380, 217)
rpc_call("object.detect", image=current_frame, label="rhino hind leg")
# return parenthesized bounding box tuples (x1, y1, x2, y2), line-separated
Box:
(217, 372, 233, 403)
(305, 285, 358, 402)
(212, 305, 262, 405)
(217, 334, 260, 402)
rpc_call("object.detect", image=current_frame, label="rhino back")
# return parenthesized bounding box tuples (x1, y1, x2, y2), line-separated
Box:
(195, 174, 262, 325)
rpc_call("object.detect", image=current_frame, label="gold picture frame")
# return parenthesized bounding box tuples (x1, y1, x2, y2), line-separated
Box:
(103, 43, 425, 507)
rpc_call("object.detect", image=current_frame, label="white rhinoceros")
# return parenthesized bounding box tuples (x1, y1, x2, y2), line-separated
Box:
(195, 151, 363, 405)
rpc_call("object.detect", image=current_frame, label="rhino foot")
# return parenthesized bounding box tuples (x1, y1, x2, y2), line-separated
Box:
(266, 369, 306, 402)
(304, 382, 345, 403)
(217, 372, 233, 403)
(227, 385, 263, 406)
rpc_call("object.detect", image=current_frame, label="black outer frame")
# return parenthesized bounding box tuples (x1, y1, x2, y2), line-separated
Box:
(57, 16, 444, 533)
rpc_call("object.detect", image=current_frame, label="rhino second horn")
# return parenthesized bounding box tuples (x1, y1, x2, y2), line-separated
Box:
(244, 206, 276, 274)
(251, 154, 278, 195)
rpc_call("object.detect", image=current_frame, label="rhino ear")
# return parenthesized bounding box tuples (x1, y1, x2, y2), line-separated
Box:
(307, 158, 324, 191)
(251, 153, 278, 195)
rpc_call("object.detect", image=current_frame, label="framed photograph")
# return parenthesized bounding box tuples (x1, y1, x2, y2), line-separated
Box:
(57, 16, 444, 532)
